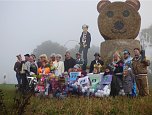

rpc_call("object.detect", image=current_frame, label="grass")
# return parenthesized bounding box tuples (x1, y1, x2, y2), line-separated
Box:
(0, 84, 16, 105)
(1, 84, 152, 115)
(26, 96, 152, 115)
(0, 84, 17, 115)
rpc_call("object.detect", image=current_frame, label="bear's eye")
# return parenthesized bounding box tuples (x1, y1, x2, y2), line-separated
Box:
(106, 11, 114, 18)
(123, 10, 130, 17)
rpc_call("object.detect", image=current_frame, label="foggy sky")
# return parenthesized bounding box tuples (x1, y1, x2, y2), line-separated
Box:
(0, 0, 152, 84)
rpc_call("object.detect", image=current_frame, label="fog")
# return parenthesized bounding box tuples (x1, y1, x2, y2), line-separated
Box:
(0, 0, 152, 84)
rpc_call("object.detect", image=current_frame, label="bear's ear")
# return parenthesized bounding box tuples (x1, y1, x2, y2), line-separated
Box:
(97, 0, 111, 13)
(126, 0, 140, 11)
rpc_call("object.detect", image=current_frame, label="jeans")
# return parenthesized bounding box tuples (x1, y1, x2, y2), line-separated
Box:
(110, 75, 123, 96)
(136, 75, 149, 96)
(21, 74, 29, 94)
(16, 73, 22, 85)
(132, 82, 137, 96)
(79, 47, 89, 70)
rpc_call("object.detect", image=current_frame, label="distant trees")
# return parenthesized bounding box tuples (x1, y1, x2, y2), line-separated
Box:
(140, 25, 152, 41)
(140, 25, 152, 86)
(32, 40, 100, 65)
(33, 40, 67, 59)
(140, 25, 152, 49)
(140, 25, 152, 61)
(69, 45, 100, 65)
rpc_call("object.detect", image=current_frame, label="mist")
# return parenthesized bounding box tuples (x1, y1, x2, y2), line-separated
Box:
(0, 0, 152, 84)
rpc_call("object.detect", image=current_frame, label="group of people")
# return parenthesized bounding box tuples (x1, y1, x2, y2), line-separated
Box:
(13, 24, 150, 97)
(14, 47, 150, 97)
(110, 48, 150, 97)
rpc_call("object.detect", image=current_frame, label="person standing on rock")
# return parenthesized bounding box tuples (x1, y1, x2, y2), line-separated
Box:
(79, 24, 91, 70)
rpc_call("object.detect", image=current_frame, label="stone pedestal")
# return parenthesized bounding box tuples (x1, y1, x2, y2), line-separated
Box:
(100, 39, 141, 66)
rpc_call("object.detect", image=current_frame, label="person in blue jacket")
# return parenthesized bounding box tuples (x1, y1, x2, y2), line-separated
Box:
(123, 49, 136, 97)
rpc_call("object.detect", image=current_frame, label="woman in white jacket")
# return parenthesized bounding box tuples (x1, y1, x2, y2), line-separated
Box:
(53, 54, 64, 76)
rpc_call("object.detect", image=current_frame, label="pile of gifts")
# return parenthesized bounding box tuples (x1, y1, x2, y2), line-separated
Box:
(32, 71, 112, 98)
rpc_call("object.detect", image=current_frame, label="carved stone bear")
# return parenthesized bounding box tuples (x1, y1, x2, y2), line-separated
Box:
(97, 0, 141, 65)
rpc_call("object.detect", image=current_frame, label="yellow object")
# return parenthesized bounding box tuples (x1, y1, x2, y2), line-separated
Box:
(93, 63, 103, 74)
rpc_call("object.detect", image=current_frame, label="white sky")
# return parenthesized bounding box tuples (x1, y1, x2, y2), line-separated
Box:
(0, 0, 152, 84)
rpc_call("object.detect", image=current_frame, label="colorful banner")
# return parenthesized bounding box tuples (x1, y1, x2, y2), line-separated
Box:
(77, 76, 89, 86)
(69, 72, 81, 82)
(101, 75, 112, 85)
(88, 73, 103, 89)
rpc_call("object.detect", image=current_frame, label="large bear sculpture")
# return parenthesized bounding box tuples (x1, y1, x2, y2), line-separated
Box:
(97, 0, 141, 65)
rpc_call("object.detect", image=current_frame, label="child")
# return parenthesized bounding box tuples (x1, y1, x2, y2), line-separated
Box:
(67, 71, 81, 95)
(95, 66, 112, 97)
(123, 66, 134, 97)
(37, 61, 51, 96)
(93, 63, 103, 74)
(35, 77, 45, 97)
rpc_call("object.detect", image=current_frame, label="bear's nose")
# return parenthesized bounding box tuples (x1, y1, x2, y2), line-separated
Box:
(114, 21, 124, 30)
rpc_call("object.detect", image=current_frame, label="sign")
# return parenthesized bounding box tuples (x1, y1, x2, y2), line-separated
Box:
(88, 74, 103, 89)
(69, 72, 81, 82)
(101, 75, 112, 85)
(77, 76, 89, 86)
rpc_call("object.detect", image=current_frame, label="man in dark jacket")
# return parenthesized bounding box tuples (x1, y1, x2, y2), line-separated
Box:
(19, 54, 31, 94)
(79, 24, 91, 68)
(64, 51, 76, 72)
(89, 53, 104, 73)
(14, 54, 22, 86)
